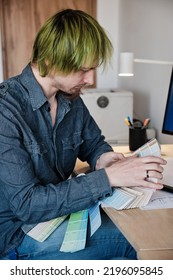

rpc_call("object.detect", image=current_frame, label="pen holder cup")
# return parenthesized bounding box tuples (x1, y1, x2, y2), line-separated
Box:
(129, 127, 147, 151)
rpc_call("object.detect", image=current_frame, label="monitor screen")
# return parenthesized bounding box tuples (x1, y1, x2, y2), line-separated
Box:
(162, 67, 173, 135)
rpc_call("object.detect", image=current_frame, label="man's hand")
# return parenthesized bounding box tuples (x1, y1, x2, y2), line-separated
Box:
(95, 151, 125, 169)
(104, 155, 167, 189)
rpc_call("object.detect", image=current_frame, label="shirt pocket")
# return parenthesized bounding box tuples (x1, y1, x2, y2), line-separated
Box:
(24, 141, 58, 183)
(61, 133, 84, 174)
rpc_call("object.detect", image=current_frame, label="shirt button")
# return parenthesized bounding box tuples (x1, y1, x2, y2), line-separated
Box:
(46, 106, 50, 111)
(105, 193, 110, 197)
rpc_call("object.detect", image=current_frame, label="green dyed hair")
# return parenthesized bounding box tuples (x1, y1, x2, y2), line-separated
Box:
(31, 9, 113, 77)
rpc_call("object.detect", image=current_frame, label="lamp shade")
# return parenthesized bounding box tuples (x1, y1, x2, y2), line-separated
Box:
(118, 52, 134, 76)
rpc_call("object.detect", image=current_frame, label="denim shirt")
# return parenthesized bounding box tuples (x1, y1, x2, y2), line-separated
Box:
(0, 64, 113, 256)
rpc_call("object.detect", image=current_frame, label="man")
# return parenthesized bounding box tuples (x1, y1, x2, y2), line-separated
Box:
(0, 9, 166, 260)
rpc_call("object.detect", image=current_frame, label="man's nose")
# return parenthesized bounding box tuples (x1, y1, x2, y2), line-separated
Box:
(83, 69, 95, 85)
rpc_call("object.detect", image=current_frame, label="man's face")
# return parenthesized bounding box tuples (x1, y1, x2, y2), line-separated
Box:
(51, 65, 96, 100)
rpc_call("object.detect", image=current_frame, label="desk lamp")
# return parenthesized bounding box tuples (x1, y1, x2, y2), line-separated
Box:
(118, 52, 173, 76)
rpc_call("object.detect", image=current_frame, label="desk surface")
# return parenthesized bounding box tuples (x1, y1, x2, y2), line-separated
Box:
(113, 143, 173, 157)
(103, 207, 173, 260)
(75, 144, 173, 171)
(76, 143, 173, 260)
(105, 144, 173, 260)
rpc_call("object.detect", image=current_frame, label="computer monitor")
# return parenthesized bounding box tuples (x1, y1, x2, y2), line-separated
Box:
(162, 67, 173, 135)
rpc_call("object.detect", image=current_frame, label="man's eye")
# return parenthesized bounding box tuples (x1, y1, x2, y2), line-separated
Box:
(81, 69, 89, 72)
(81, 68, 95, 73)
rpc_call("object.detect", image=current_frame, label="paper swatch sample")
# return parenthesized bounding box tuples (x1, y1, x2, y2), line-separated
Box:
(60, 209, 88, 253)
(22, 215, 68, 242)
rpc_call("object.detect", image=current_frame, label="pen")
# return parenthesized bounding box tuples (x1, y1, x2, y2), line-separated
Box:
(142, 118, 150, 128)
(124, 118, 131, 127)
(127, 116, 133, 127)
(124, 118, 130, 126)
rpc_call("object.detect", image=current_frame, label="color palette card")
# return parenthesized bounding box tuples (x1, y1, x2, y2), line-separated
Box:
(22, 215, 68, 242)
(132, 138, 161, 157)
(60, 209, 88, 253)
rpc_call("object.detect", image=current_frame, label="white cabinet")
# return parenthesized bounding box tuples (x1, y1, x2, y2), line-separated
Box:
(81, 88, 133, 144)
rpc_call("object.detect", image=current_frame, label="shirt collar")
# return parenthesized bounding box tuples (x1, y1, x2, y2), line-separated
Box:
(20, 64, 48, 111)
(20, 64, 72, 111)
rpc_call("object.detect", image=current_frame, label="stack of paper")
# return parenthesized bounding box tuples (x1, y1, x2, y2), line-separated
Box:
(141, 189, 173, 210)
(101, 186, 155, 210)
(132, 137, 161, 157)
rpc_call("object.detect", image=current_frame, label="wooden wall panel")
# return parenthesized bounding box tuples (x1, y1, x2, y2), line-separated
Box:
(0, 0, 96, 79)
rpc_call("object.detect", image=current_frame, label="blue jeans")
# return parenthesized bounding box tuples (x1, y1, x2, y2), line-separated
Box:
(1, 212, 137, 260)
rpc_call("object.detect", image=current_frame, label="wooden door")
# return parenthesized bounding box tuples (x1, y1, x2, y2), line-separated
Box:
(0, 0, 96, 79)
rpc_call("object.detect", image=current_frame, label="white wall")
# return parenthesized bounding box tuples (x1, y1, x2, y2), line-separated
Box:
(96, 0, 119, 88)
(97, 0, 173, 144)
(118, 0, 173, 144)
